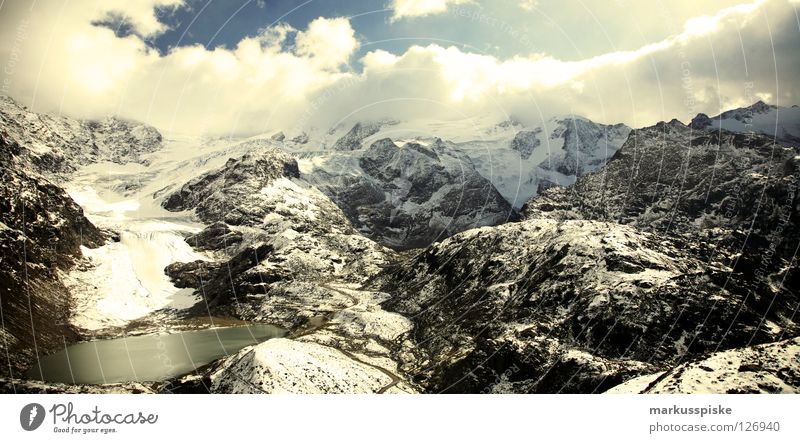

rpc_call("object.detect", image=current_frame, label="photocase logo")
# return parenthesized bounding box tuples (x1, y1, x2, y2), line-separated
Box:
(20, 403, 45, 431)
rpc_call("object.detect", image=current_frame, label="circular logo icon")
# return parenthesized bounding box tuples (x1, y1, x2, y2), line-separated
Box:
(20, 403, 45, 431)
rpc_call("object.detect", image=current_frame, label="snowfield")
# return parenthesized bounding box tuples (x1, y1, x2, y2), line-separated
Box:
(211, 338, 412, 394)
(607, 338, 800, 394)
(211, 285, 416, 394)
(64, 225, 206, 330)
(59, 133, 257, 331)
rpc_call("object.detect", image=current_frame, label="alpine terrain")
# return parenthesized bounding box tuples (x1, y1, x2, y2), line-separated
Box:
(0, 96, 798, 395)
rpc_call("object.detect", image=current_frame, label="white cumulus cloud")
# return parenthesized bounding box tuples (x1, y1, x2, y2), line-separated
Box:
(390, 0, 472, 21)
(0, 0, 796, 136)
(0, 2, 361, 135)
(295, 17, 359, 69)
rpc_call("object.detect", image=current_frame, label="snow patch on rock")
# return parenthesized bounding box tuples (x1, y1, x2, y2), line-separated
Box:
(211, 338, 413, 393)
(608, 337, 800, 393)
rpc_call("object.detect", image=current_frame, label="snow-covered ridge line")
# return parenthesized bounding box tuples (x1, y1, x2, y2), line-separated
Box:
(0, 95, 163, 175)
(301, 136, 515, 249)
(296, 115, 630, 209)
(690, 100, 800, 145)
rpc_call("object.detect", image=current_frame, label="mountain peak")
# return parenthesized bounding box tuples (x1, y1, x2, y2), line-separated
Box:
(654, 118, 686, 129)
(747, 99, 774, 113)
(689, 113, 712, 130)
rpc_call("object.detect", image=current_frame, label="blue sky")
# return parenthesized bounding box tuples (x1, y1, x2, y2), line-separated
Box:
(152, 1, 388, 53)
(146, 0, 755, 61)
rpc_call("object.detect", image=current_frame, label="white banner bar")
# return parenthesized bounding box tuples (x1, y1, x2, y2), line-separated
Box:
(1, 394, 797, 442)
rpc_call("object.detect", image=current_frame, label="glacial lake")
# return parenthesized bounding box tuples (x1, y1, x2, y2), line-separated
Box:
(26, 325, 286, 384)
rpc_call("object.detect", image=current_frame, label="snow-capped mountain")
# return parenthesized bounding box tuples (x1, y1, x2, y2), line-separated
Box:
(289, 115, 629, 235)
(690, 101, 800, 145)
(307, 115, 630, 208)
(467, 116, 631, 205)
(161, 145, 392, 307)
(539, 117, 631, 177)
(0, 96, 162, 175)
(301, 136, 515, 249)
(2, 96, 799, 395)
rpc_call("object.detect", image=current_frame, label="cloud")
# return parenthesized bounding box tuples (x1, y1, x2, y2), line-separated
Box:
(295, 17, 358, 69)
(518, 0, 538, 12)
(323, 0, 798, 128)
(0, 2, 360, 135)
(0, 0, 797, 136)
(94, 0, 185, 37)
(678, 0, 765, 39)
(390, 0, 472, 21)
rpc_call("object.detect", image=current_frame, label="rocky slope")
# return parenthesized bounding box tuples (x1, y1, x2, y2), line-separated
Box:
(0, 378, 157, 394)
(690, 101, 800, 145)
(373, 113, 799, 393)
(162, 144, 301, 224)
(161, 145, 393, 307)
(524, 119, 800, 303)
(210, 285, 417, 393)
(162, 146, 417, 393)
(0, 130, 106, 377)
(608, 337, 800, 393)
(212, 338, 411, 393)
(449, 116, 630, 207)
(376, 217, 794, 393)
(509, 129, 541, 160)
(302, 137, 515, 249)
(0, 96, 162, 175)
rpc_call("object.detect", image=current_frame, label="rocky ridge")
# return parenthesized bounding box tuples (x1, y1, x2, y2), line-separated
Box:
(0, 96, 162, 175)
(376, 217, 792, 392)
(608, 337, 800, 393)
(162, 147, 392, 307)
(524, 118, 800, 295)
(161, 146, 417, 393)
(690, 101, 800, 145)
(331, 121, 384, 151)
(302, 137, 516, 249)
(374, 113, 800, 393)
(0, 130, 106, 377)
